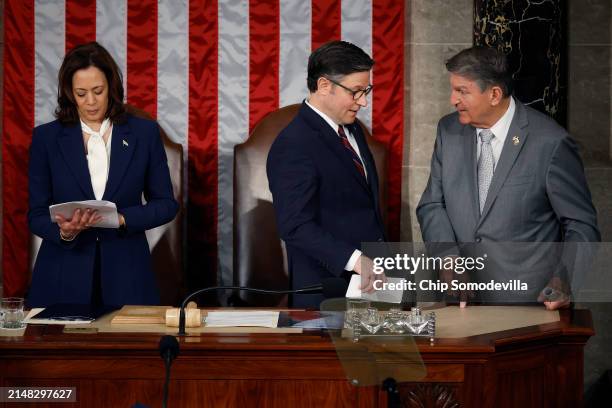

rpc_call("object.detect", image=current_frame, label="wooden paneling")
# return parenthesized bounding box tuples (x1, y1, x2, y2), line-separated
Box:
(0, 309, 594, 408)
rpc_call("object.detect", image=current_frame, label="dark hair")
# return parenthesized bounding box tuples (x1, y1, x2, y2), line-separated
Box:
(55, 41, 126, 124)
(307, 41, 374, 92)
(445, 46, 513, 97)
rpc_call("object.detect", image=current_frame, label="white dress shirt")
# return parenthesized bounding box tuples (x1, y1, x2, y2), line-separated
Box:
(81, 118, 113, 199)
(476, 96, 516, 170)
(305, 99, 367, 179)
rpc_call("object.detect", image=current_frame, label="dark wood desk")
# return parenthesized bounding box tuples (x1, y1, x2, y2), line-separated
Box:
(0, 308, 593, 407)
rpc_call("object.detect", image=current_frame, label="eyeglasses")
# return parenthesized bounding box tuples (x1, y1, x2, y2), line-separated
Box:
(325, 77, 373, 100)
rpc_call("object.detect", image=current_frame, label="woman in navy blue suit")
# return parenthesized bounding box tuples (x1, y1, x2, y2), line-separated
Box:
(27, 42, 178, 307)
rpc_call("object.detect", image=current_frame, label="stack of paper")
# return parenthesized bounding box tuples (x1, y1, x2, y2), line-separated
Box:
(346, 275, 404, 303)
(290, 312, 344, 329)
(204, 311, 279, 328)
(49, 200, 119, 228)
(24, 308, 93, 325)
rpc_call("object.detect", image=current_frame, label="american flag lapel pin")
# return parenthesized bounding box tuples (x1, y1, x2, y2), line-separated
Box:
(123, 139, 129, 147)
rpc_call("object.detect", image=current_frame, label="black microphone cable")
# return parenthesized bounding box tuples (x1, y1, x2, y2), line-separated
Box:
(178, 278, 349, 335)
(159, 335, 180, 408)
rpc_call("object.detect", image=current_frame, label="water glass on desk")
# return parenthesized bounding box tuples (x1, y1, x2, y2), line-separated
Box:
(0, 297, 26, 329)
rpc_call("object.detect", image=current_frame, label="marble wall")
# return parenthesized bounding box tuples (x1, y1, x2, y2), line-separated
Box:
(402, 0, 474, 242)
(474, 0, 567, 126)
(568, 0, 612, 391)
(569, 0, 611, 163)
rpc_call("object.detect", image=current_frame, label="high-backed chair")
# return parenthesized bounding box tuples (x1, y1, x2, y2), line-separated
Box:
(233, 104, 387, 306)
(29, 105, 185, 305)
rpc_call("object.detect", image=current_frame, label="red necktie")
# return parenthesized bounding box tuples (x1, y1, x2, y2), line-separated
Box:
(338, 126, 366, 178)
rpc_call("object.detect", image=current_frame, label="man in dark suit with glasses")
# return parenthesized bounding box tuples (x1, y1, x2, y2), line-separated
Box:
(267, 41, 385, 308)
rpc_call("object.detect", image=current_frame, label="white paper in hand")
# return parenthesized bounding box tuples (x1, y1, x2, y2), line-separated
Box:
(346, 275, 404, 304)
(50, 200, 119, 228)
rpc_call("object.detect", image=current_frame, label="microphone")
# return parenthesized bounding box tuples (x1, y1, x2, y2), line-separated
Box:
(178, 277, 348, 335)
(382, 377, 400, 408)
(159, 335, 180, 408)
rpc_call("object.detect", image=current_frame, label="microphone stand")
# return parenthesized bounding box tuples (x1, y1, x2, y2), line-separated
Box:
(382, 377, 400, 408)
(178, 285, 322, 335)
(158, 335, 179, 408)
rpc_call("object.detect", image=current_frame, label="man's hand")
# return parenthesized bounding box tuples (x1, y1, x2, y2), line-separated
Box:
(537, 277, 571, 310)
(440, 255, 473, 308)
(353, 255, 386, 293)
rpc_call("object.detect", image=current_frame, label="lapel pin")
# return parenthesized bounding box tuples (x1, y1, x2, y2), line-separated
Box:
(123, 139, 129, 147)
(512, 136, 520, 145)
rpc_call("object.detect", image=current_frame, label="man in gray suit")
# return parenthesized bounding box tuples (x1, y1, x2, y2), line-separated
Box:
(417, 47, 600, 310)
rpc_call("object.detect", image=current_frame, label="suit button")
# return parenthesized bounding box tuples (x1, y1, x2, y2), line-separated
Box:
(475, 237, 482, 243)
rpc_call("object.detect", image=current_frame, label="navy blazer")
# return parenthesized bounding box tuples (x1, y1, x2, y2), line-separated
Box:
(267, 103, 386, 308)
(27, 114, 179, 307)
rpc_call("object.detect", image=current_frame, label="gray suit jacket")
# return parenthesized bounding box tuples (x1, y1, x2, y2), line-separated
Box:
(417, 100, 600, 299)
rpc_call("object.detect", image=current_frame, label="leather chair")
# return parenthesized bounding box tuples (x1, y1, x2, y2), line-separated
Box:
(29, 105, 185, 305)
(233, 104, 387, 306)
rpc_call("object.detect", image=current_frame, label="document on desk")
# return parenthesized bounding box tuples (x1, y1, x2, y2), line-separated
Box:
(289, 312, 344, 329)
(24, 308, 93, 325)
(346, 275, 404, 303)
(24, 304, 119, 325)
(204, 311, 279, 328)
(49, 200, 119, 228)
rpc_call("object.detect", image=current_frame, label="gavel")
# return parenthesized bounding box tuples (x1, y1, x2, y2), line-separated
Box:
(165, 301, 201, 328)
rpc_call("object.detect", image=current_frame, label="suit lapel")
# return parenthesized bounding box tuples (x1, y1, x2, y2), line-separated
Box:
(58, 124, 96, 199)
(461, 124, 480, 223)
(477, 102, 529, 227)
(103, 120, 136, 201)
(300, 104, 371, 194)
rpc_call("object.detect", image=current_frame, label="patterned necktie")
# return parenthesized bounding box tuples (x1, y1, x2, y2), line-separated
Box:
(83, 119, 111, 200)
(477, 129, 495, 213)
(337, 125, 365, 178)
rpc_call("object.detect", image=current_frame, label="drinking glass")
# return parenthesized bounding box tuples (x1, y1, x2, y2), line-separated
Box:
(0, 297, 26, 329)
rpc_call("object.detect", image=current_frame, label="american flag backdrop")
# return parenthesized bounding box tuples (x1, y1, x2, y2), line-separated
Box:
(2, 0, 404, 297)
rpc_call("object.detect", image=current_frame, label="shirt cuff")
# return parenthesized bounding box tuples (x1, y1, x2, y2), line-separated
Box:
(345, 249, 362, 271)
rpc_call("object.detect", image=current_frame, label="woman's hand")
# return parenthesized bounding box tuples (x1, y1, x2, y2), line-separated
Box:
(55, 208, 102, 240)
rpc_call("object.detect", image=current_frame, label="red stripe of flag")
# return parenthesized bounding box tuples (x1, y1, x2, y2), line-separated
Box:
(188, 0, 219, 290)
(311, 0, 341, 51)
(373, 0, 404, 241)
(249, 0, 280, 133)
(65, 0, 96, 53)
(127, 0, 157, 118)
(2, 0, 35, 296)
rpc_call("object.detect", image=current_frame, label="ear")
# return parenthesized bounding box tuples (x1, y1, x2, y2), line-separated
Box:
(489, 86, 504, 106)
(316, 77, 332, 96)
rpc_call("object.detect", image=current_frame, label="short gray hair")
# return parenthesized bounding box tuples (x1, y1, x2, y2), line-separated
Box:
(446, 46, 513, 97)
